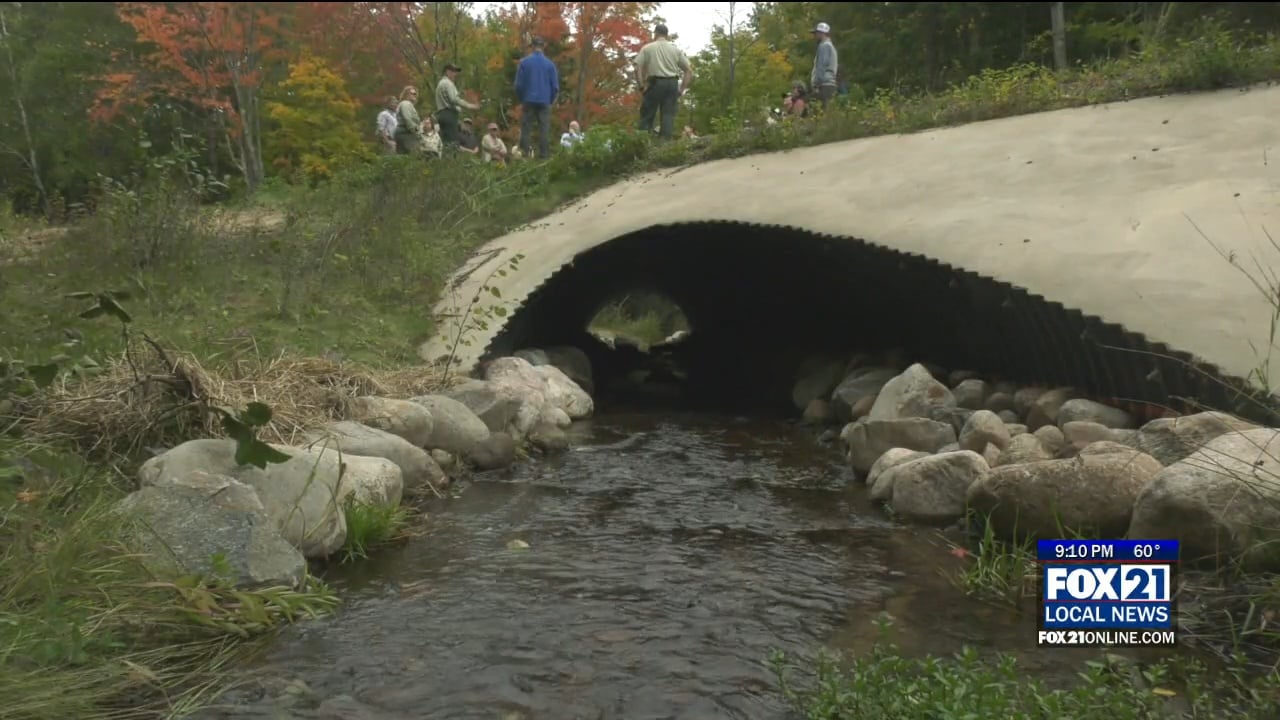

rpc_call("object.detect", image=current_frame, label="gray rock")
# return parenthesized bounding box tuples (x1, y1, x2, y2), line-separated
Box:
(1033, 425, 1067, 457)
(959, 410, 1010, 453)
(409, 395, 492, 458)
(1027, 387, 1077, 430)
(985, 392, 1017, 415)
(1128, 427, 1280, 570)
(867, 448, 929, 501)
(953, 379, 990, 411)
(1130, 411, 1259, 466)
(869, 363, 956, 422)
(1061, 421, 1116, 455)
(1013, 386, 1047, 416)
(1006, 422, 1029, 436)
(470, 431, 517, 470)
(528, 422, 569, 454)
(533, 364, 594, 419)
(303, 421, 444, 491)
(948, 370, 980, 387)
(544, 345, 594, 395)
(138, 440, 402, 559)
(888, 451, 990, 525)
(829, 367, 897, 422)
(1057, 398, 1134, 429)
(117, 471, 306, 587)
(345, 396, 434, 448)
(446, 379, 521, 434)
(994, 433, 1053, 467)
(968, 441, 1161, 538)
(847, 418, 957, 473)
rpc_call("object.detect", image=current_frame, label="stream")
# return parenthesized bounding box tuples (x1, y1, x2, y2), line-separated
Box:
(192, 410, 1114, 720)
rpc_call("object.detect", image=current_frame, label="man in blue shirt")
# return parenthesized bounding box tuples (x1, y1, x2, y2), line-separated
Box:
(514, 37, 559, 159)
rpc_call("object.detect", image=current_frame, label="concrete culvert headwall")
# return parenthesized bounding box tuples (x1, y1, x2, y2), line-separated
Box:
(474, 221, 1272, 421)
(421, 85, 1280, 422)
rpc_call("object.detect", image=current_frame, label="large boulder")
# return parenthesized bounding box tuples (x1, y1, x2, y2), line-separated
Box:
(533, 364, 594, 419)
(117, 471, 306, 588)
(1128, 411, 1259, 466)
(1128, 427, 1280, 571)
(792, 354, 847, 411)
(967, 441, 1162, 538)
(845, 418, 957, 473)
(885, 451, 990, 525)
(408, 395, 492, 459)
(302, 421, 446, 492)
(829, 367, 897, 422)
(344, 396, 434, 448)
(139, 439, 403, 558)
(868, 363, 956, 422)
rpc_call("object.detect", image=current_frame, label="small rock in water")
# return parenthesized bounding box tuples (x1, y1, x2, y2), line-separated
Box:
(506, 539, 530, 550)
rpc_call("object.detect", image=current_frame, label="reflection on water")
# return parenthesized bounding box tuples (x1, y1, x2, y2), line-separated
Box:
(192, 411, 1114, 720)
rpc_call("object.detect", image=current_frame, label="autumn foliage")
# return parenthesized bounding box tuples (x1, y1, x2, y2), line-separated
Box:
(265, 54, 373, 185)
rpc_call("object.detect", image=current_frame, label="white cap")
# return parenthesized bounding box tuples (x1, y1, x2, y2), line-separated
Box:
(813, 22, 830, 34)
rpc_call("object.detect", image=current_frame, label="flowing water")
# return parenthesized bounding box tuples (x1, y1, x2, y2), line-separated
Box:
(194, 411, 1118, 720)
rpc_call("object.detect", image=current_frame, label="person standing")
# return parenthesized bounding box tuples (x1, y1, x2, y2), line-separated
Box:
(634, 23, 692, 140)
(435, 62, 480, 147)
(376, 96, 398, 154)
(514, 37, 559, 160)
(810, 22, 838, 111)
(393, 86, 423, 155)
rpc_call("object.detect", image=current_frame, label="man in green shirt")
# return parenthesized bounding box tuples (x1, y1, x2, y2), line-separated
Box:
(634, 24, 693, 140)
(435, 62, 481, 147)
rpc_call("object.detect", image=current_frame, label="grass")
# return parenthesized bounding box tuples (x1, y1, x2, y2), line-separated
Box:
(0, 438, 340, 720)
(3, 24, 1280, 719)
(339, 499, 412, 564)
(770, 618, 1280, 719)
(587, 294, 691, 349)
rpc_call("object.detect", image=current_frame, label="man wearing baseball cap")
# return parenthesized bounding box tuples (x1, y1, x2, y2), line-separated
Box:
(435, 62, 480, 147)
(810, 22, 838, 111)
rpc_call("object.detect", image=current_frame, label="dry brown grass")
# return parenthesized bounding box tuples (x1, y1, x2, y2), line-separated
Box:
(14, 334, 454, 467)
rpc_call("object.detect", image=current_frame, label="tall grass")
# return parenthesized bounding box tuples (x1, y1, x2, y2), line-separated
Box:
(0, 439, 339, 719)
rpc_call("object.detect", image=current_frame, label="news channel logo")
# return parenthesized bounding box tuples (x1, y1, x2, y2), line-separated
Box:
(1037, 539, 1179, 648)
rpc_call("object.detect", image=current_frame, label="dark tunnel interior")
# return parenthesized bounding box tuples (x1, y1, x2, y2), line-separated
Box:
(479, 221, 1273, 423)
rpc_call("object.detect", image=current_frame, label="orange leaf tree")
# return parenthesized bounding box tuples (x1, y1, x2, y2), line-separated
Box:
(96, 2, 290, 192)
(291, 2, 413, 110)
(560, 2, 657, 126)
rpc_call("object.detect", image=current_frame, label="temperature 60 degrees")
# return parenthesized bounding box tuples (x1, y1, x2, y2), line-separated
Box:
(1133, 543, 1161, 559)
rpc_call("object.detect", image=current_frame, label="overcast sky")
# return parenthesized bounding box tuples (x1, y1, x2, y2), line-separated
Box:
(468, 2, 757, 56)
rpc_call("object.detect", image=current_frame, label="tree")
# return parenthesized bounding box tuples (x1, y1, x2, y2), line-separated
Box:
(560, 2, 657, 124)
(95, 2, 289, 193)
(1051, 2, 1068, 70)
(686, 28, 793, 129)
(265, 54, 372, 185)
(0, 5, 49, 217)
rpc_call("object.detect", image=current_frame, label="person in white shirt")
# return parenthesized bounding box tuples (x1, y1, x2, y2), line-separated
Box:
(375, 97, 397, 154)
(560, 120, 584, 148)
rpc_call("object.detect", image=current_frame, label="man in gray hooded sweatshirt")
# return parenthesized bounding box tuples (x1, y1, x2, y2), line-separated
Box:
(810, 22, 838, 110)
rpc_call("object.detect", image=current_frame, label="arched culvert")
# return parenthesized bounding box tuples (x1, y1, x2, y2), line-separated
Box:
(478, 221, 1277, 422)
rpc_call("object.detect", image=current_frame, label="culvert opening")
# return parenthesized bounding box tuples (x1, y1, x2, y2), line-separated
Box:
(477, 221, 1276, 422)
(586, 291, 692, 351)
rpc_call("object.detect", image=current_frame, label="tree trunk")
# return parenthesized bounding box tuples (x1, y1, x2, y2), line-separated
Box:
(1051, 2, 1068, 71)
(726, 2, 736, 104)
(0, 8, 51, 219)
(574, 2, 596, 124)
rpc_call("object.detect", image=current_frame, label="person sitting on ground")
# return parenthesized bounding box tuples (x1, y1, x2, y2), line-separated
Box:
(784, 83, 808, 118)
(481, 122, 509, 164)
(420, 116, 442, 158)
(457, 117, 480, 156)
(560, 120, 584, 148)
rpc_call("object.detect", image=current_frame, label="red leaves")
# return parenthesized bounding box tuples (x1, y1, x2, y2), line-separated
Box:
(93, 2, 287, 126)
